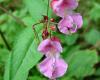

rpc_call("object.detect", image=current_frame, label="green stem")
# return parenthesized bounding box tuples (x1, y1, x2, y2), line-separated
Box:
(47, 0, 50, 17)
(0, 30, 11, 51)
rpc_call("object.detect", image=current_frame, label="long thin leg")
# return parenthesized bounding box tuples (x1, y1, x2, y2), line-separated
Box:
(32, 22, 43, 44)
(32, 22, 43, 29)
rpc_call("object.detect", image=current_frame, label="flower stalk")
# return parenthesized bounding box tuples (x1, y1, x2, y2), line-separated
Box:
(32, 0, 83, 79)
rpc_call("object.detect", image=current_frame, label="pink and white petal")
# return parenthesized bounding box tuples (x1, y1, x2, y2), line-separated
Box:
(38, 57, 53, 78)
(55, 9, 66, 17)
(58, 16, 73, 28)
(70, 28, 77, 33)
(51, 0, 66, 17)
(51, 0, 78, 17)
(52, 41, 63, 53)
(38, 57, 68, 79)
(51, 36, 61, 42)
(51, 0, 63, 12)
(65, 0, 78, 10)
(71, 13, 83, 28)
(52, 58, 68, 78)
(38, 39, 50, 54)
(59, 26, 69, 34)
(58, 16, 73, 34)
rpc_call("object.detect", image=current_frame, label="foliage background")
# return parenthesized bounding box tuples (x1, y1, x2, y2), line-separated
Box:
(0, 0, 100, 80)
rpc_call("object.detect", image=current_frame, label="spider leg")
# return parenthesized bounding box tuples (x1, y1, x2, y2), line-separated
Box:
(32, 21, 43, 44)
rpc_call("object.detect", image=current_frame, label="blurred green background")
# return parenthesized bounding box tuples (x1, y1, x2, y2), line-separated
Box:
(0, 0, 100, 80)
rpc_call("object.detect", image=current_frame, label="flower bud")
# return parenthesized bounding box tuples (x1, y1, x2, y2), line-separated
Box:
(43, 15, 48, 22)
(50, 26, 56, 31)
(50, 18, 55, 22)
(42, 29, 49, 39)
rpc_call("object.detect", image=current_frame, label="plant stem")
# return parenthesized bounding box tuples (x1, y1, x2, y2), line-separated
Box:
(0, 30, 11, 51)
(47, 0, 50, 17)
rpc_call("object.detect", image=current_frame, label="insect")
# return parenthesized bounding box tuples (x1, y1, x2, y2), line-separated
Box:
(32, 0, 57, 44)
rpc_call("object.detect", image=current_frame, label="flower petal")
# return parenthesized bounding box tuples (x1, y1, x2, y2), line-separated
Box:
(52, 58, 68, 79)
(52, 41, 63, 53)
(38, 39, 50, 54)
(38, 57, 54, 78)
(51, 0, 78, 17)
(71, 13, 83, 28)
(64, 0, 78, 9)
(38, 57, 68, 79)
(38, 38, 62, 56)
(58, 16, 73, 34)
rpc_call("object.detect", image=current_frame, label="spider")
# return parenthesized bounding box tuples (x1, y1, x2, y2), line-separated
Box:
(32, 0, 77, 44)
(32, 0, 58, 44)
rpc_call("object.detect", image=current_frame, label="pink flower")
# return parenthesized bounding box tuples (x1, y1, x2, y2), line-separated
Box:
(38, 57, 68, 79)
(58, 13, 83, 34)
(38, 37, 68, 79)
(51, 0, 78, 17)
(38, 37, 62, 57)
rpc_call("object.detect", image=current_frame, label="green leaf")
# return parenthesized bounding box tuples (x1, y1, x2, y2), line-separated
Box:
(82, 18, 89, 29)
(94, 68, 100, 76)
(0, 14, 8, 31)
(95, 78, 100, 80)
(61, 77, 74, 80)
(84, 29, 100, 46)
(99, 56, 100, 61)
(28, 76, 46, 80)
(0, 12, 24, 45)
(56, 33, 78, 45)
(66, 50, 98, 78)
(0, 49, 9, 64)
(4, 27, 42, 80)
(0, 0, 3, 3)
(22, 16, 34, 27)
(24, 0, 51, 20)
(4, 53, 12, 80)
(89, 3, 100, 21)
(65, 34, 78, 45)
(0, 36, 4, 46)
(63, 45, 80, 59)
(0, 76, 3, 80)
(4, 0, 52, 80)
